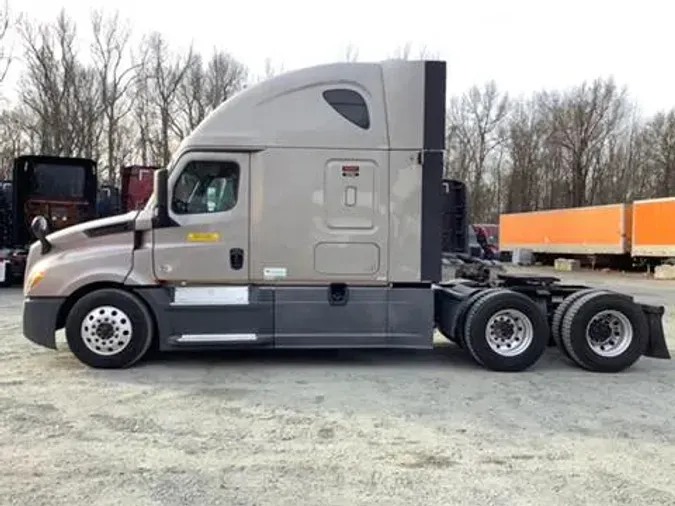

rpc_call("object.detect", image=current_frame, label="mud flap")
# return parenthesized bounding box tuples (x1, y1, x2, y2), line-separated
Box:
(641, 304, 671, 359)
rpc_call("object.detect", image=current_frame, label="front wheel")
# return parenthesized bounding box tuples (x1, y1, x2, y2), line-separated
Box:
(65, 288, 155, 369)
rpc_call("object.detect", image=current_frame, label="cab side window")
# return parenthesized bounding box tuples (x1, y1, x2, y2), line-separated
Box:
(171, 160, 240, 215)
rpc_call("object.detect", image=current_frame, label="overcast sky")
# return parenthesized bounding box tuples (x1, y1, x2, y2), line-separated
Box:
(5, 0, 675, 115)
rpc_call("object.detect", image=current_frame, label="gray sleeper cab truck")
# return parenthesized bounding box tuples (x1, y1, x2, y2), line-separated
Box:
(22, 59, 670, 372)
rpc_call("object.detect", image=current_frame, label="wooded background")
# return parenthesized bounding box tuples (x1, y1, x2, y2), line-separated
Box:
(0, 5, 673, 222)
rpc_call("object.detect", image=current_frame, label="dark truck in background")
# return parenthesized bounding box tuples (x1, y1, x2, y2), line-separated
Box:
(0, 155, 98, 287)
(0, 180, 14, 286)
(97, 184, 122, 217)
(13, 155, 98, 245)
(0, 180, 11, 245)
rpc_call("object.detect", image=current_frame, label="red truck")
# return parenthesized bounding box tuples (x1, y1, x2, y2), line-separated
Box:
(96, 165, 158, 218)
(120, 165, 158, 211)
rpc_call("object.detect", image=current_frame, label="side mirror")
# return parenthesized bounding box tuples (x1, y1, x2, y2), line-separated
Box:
(153, 168, 169, 226)
(30, 215, 52, 254)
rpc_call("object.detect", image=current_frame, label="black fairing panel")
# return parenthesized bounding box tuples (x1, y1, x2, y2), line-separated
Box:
(420, 61, 447, 282)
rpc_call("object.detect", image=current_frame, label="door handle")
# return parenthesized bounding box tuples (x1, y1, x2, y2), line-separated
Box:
(230, 248, 244, 270)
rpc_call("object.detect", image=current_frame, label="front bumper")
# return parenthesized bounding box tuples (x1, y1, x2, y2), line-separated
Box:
(23, 297, 65, 350)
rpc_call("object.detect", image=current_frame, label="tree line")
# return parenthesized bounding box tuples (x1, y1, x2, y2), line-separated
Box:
(447, 80, 675, 221)
(0, 5, 673, 222)
(0, 7, 252, 184)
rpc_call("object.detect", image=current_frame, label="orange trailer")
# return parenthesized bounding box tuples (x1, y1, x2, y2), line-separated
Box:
(631, 197, 675, 258)
(499, 204, 632, 255)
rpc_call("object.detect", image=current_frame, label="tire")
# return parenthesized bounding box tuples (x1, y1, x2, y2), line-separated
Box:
(551, 288, 606, 358)
(65, 288, 155, 369)
(463, 289, 550, 372)
(561, 291, 648, 373)
(453, 288, 505, 347)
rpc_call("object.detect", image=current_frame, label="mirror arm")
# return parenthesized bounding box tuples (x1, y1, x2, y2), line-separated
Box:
(30, 216, 52, 255)
(39, 236, 52, 255)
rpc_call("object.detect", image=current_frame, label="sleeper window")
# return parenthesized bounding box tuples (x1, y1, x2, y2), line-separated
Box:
(323, 89, 370, 129)
(171, 161, 240, 215)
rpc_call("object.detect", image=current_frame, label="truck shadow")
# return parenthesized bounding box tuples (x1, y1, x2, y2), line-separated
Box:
(139, 345, 576, 372)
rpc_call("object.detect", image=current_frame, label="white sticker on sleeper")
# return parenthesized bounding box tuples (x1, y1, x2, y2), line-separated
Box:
(263, 267, 287, 279)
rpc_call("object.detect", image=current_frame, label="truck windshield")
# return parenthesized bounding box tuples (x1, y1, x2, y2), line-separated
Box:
(28, 163, 86, 200)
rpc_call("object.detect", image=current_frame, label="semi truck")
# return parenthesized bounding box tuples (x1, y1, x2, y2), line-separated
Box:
(97, 165, 159, 219)
(12, 155, 98, 245)
(20, 59, 670, 373)
(120, 165, 159, 211)
(1, 155, 98, 286)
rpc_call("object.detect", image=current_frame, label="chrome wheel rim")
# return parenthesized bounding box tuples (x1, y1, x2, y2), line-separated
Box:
(80, 305, 133, 356)
(485, 309, 534, 357)
(585, 309, 633, 357)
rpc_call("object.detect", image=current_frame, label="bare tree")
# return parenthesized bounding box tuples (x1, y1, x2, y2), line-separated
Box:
(91, 9, 137, 183)
(18, 10, 102, 156)
(131, 59, 160, 165)
(206, 50, 246, 105)
(71, 64, 103, 159)
(503, 97, 546, 213)
(539, 78, 627, 207)
(248, 57, 285, 84)
(0, 108, 29, 176)
(417, 44, 440, 60)
(343, 43, 359, 62)
(0, 0, 14, 88)
(3, 7, 675, 221)
(643, 110, 675, 197)
(389, 42, 412, 60)
(171, 48, 247, 140)
(447, 81, 509, 220)
(389, 42, 439, 60)
(171, 51, 204, 139)
(141, 32, 193, 165)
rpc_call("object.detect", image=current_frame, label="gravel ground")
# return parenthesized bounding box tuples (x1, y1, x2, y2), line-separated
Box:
(2, 270, 675, 506)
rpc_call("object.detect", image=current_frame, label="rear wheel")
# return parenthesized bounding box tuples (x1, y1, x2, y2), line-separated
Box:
(551, 288, 606, 358)
(463, 290, 550, 372)
(65, 288, 155, 369)
(452, 287, 504, 347)
(561, 291, 648, 372)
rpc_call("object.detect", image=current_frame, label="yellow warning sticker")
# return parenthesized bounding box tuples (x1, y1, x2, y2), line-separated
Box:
(186, 232, 220, 243)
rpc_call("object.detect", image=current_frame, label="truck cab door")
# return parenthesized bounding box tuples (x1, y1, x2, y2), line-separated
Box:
(152, 152, 250, 284)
